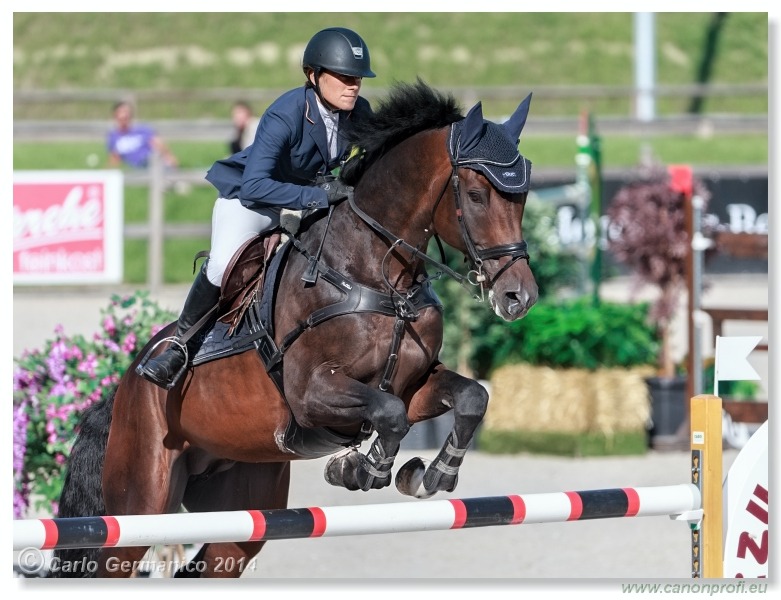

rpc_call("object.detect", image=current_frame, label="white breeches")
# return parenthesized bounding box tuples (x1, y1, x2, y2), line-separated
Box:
(205, 197, 280, 286)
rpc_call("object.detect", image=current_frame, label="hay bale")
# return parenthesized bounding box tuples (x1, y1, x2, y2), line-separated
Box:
(485, 363, 654, 435)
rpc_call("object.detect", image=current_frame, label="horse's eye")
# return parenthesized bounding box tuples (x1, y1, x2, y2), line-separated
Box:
(467, 190, 485, 204)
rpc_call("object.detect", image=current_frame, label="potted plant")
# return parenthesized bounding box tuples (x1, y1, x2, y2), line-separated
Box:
(605, 167, 711, 445)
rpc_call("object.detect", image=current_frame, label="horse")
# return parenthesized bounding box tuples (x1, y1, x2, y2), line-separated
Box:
(52, 80, 538, 578)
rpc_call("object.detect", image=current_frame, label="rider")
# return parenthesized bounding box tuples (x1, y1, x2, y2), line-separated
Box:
(137, 27, 375, 389)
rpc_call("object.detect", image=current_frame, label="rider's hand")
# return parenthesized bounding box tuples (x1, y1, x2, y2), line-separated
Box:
(318, 180, 353, 205)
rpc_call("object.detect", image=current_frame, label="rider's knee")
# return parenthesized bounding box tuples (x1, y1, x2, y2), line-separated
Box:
(204, 256, 227, 286)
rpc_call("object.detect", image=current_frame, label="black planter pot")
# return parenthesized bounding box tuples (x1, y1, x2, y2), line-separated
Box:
(645, 375, 687, 448)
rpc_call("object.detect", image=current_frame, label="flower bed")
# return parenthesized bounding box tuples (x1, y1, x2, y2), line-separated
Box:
(13, 292, 175, 518)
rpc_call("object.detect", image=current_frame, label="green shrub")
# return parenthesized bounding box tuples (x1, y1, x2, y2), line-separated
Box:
(477, 297, 659, 373)
(701, 356, 760, 400)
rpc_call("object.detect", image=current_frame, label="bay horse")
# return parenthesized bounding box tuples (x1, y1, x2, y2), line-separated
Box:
(53, 80, 538, 578)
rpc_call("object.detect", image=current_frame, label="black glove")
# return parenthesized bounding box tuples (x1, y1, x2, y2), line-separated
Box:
(318, 180, 353, 205)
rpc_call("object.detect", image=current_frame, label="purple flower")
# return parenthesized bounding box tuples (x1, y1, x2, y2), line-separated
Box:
(13, 366, 36, 390)
(45, 350, 67, 383)
(102, 339, 121, 353)
(13, 290, 176, 516)
(13, 403, 28, 474)
(50, 378, 78, 398)
(13, 402, 29, 517)
(67, 344, 84, 361)
(14, 494, 26, 518)
(121, 332, 137, 353)
(102, 315, 117, 336)
(77, 353, 99, 377)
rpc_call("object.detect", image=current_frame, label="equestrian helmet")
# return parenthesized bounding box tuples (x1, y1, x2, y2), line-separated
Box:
(302, 27, 376, 78)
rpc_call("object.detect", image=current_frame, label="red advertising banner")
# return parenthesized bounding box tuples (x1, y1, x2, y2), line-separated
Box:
(13, 171, 124, 284)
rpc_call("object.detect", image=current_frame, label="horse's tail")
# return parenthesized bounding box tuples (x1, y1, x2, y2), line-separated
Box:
(47, 392, 115, 578)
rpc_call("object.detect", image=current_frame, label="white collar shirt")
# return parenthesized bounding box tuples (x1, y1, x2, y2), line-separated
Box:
(315, 97, 340, 160)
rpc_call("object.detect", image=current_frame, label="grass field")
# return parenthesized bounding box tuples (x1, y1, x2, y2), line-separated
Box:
(13, 133, 769, 173)
(13, 12, 769, 119)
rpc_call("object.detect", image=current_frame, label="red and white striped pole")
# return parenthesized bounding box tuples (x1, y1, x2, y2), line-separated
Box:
(14, 484, 701, 551)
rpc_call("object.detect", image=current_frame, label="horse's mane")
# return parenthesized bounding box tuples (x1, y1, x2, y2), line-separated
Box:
(340, 78, 463, 185)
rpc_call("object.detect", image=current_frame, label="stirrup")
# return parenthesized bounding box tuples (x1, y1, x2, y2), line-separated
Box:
(135, 337, 190, 390)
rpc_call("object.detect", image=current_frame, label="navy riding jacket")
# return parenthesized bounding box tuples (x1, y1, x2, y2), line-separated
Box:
(205, 86, 371, 211)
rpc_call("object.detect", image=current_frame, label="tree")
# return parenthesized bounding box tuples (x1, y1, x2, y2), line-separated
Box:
(606, 171, 711, 379)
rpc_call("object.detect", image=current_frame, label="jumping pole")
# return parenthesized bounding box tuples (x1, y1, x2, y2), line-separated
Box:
(14, 484, 701, 552)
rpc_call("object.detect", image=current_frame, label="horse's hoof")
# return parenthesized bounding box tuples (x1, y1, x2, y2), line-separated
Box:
(394, 457, 436, 499)
(324, 449, 391, 491)
(324, 450, 362, 490)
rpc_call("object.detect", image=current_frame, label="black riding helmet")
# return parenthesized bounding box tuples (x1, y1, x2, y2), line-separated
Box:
(302, 27, 376, 79)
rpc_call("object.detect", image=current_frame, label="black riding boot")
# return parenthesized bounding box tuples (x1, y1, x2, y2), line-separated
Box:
(136, 265, 221, 389)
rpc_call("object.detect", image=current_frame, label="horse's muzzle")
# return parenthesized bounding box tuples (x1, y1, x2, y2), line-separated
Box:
(489, 280, 538, 321)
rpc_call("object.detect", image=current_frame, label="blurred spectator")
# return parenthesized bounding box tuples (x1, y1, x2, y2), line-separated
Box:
(107, 101, 179, 169)
(229, 100, 260, 154)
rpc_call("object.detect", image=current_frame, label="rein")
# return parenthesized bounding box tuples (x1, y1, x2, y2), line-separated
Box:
(346, 189, 468, 287)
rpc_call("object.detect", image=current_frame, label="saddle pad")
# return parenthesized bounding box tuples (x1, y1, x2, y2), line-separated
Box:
(190, 309, 256, 366)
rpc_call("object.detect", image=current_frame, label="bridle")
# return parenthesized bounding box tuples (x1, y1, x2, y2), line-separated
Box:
(439, 158, 530, 289)
(346, 124, 531, 300)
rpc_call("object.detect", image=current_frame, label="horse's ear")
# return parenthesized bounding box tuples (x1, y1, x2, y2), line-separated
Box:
(459, 102, 485, 155)
(503, 92, 533, 144)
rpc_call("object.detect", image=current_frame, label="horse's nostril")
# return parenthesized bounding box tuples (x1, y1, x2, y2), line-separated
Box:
(507, 290, 524, 305)
(505, 292, 523, 316)
(505, 289, 536, 316)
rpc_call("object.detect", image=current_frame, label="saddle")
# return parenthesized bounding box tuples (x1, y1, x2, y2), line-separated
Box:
(190, 232, 287, 371)
(218, 231, 281, 335)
